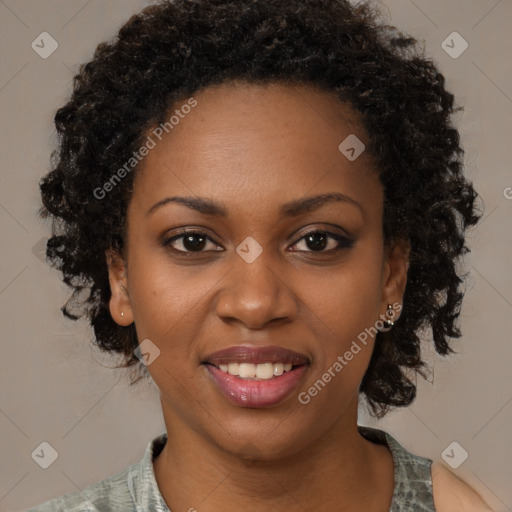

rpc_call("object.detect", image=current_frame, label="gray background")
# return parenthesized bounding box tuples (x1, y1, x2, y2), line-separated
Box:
(0, 0, 511, 511)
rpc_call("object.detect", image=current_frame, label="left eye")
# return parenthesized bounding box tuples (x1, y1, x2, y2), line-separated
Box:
(289, 230, 354, 253)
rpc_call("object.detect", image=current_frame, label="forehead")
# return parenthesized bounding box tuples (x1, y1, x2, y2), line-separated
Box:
(130, 81, 381, 218)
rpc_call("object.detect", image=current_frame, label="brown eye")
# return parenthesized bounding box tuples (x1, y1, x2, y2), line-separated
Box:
(290, 230, 354, 253)
(164, 231, 221, 253)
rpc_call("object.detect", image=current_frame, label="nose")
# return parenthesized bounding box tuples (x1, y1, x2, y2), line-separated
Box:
(215, 249, 298, 330)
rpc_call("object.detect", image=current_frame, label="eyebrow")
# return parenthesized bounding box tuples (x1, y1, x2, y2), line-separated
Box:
(147, 192, 363, 217)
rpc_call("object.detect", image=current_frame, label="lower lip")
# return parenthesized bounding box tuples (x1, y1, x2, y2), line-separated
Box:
(204, 364, 309, 408)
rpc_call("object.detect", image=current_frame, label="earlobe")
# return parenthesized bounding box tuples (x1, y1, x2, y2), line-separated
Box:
(381, 238, 410, 317)
(106, 250, 134, 326)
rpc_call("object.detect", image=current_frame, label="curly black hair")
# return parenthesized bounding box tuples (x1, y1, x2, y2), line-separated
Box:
(40, 0, 481, 418)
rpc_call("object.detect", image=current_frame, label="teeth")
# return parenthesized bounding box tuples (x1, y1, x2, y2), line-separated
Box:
(273, 363, 284, 376)
(217, 361, 297, 380)
(239, 363, 256, 378)
(256, 362, 274, 379)
(227, 362, 239, 376)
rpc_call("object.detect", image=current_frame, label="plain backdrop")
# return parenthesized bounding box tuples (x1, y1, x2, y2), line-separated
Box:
(0, 0, 511, 511)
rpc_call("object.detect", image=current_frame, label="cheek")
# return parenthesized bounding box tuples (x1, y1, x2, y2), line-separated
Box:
(300, 246, 384, 391)
(309, 249, 384, 336)
(129, 269, 208, 345)
(124, 243, 199, 345)
(297, 274, 381, 415)
(127, 270, 208, 402)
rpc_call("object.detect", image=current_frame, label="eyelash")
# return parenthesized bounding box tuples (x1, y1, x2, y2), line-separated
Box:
(163, 229, 354, 255)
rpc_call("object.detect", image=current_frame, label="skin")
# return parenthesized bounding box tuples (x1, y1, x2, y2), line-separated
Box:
(107, 81, 491, 511)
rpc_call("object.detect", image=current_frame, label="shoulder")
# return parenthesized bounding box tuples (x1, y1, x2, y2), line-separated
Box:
(25, 465, 134, 512)
(431, 461, 493, 512)
(26, 434, 165, 512)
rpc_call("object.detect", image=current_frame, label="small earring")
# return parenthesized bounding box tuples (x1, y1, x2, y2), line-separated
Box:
(380, 304, 395, 332)
(121, 312, 125, 317)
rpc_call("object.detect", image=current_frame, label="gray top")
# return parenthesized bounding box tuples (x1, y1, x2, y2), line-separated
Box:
(359, 426, 436, 511)
(27, 426, 435, 511)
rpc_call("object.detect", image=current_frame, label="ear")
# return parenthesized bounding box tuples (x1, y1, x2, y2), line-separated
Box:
(380, 237, 410, 321)
(106, 249, 134, 326)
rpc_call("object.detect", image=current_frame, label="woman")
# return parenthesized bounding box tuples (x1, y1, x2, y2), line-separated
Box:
(30, 0, 492, 510)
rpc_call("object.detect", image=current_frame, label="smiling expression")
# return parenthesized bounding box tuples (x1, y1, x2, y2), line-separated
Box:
(107, 80, 408, 459)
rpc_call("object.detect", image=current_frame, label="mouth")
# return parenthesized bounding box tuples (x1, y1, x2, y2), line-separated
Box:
(210, 361, 299, 380)
(202, 345, 310, 408)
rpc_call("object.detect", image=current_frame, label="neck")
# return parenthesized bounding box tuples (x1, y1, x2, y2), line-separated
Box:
(153, 400, 394, 511)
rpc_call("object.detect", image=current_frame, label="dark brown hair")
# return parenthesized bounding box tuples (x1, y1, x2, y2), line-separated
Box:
(40, 0, 481, 417)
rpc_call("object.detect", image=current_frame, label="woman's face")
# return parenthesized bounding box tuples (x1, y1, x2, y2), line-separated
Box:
(109, 81, 408, 459)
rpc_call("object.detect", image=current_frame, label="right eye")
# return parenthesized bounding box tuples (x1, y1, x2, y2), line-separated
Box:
(163, 230, 223, 253)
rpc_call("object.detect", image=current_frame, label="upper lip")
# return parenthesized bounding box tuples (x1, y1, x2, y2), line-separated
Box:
(203, 345, 310, 366)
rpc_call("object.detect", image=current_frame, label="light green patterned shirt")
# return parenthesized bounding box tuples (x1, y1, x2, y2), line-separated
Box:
(28, 426, 435, 511)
